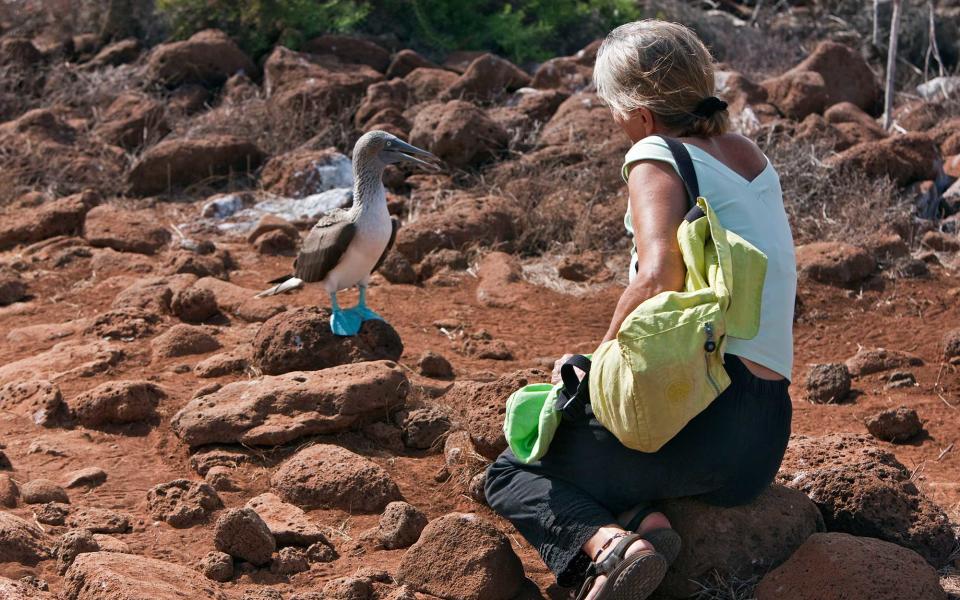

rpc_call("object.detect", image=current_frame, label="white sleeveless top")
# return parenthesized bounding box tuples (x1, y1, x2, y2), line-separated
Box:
(622, 136, 796, 380)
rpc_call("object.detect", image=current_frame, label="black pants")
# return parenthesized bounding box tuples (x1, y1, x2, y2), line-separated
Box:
(484, 355, 792, 587)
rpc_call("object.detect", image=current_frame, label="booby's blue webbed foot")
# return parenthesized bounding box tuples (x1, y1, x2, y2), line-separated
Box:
(330, 308, 363, 336)
(355, 285, 384, 322)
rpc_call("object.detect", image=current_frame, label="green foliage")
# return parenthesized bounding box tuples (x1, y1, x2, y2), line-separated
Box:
(155, 0, 641, 63)
(155, 0, 369, 58)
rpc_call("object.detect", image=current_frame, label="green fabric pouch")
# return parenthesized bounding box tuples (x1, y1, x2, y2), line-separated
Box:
(503, 382, 563, 463)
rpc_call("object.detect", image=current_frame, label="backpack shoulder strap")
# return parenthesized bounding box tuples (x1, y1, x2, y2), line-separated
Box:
(659, 136, 704, 220)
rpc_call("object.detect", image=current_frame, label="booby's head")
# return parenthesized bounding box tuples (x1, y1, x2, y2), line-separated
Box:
(353, 130, 441, 171)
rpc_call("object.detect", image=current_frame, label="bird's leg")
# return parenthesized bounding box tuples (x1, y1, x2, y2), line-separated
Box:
(329, 290, 362, 337)
(354, 285, 383, 322)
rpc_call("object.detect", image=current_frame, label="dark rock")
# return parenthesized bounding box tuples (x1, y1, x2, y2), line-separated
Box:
(70, 380, 163, 427)
(151, 324, 220, 358)
(795, 242, 876, 286)
(252, 306, 403, 375)
(171, 287, 220, 323)
(409, 100, 508, 169)
(147, 29, 256, 88)
(395, 407, 450, 450)
(865, 407, 923, 442)
(418, 351, 453, 378)
(213, 507, 276, 567)
(198, 550, 233, 582)
(804, 363, 851, 404)
(375, 501, 428, 550)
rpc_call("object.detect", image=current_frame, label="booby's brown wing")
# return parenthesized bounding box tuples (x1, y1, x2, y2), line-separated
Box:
(294, 210, 357, 283)
(372, 217, 399, 273)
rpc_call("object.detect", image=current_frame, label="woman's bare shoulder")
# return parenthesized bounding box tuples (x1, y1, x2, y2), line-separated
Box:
(683, 132, 767, 181)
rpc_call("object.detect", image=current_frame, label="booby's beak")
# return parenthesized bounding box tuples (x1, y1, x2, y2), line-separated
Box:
(385, 139, 442, 170)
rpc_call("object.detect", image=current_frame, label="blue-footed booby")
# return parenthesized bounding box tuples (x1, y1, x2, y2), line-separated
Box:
(256, 130, 439, 336)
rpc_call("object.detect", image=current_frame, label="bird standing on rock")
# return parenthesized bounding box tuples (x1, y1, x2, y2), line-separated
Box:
(256, 130, 440, 336)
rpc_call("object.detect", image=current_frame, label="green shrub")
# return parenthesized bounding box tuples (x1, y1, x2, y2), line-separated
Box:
(155, 0, 641, 63)
(155, 0, 370, 58)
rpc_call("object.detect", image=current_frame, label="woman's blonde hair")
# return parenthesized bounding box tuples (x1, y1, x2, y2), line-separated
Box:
(594, 20, 728, 137)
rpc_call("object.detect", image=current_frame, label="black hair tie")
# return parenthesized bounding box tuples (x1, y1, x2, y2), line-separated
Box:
(692, 96, 728, 119)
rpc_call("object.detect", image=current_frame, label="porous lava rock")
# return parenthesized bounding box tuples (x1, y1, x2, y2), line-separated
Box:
(84, 205, 172, 255)
(0, 191, 98, 252)
(271, 546, 309, 575)
(539, 93, 619, 149)
(0, 270, 27, 305)
(198, 551, 234, 582)
(322, 576, 374, 600)
(302, 34, 390, 72)
(657, 485, 824, 598)
(804, 363, 851, 404)
(213, 507, 276, 566)
(193, 277, 286, 322)
(69, 380, 163, 427)
(20, 479, 68, 504)
(194, 351, 250, 378)
(762, 41, 881, 118)
(245, 492, 329, 547)
(0, 511, 52, 565)
(93, 92, 169, 151)
(395, 195, 518, 263)
(173, 360, 408, 446)
(171, 287, 219, 323)
(418, 351, 453, 378)
(355, 79, 409, 128)
(409, 100, 508, 168)
(62, 551, 230, 600)
(0, 576, 53, 599)
(386, 49, 436, 79)
(824, 133, 939, 186)
(151, 324, 220, 358)
(259, 148, 352, 198)
(442, 53, 530, 103)
(0, 474, 19, 507)
(404, 67, 459, 104)
(395, 407, 451, 450)
(146, 479, 223, 528)
(0, 379, 68, 427)
(146, 29, 256, 88)
(110, 276, 181, 314)
(755, 532, 945, 600)
(67, 507, 130, 534)
(374, 501, 428, 550)
(270, 444, 402, 512)
(84, 308, 160, 340)
(443, 369, 548, 459)
(922, 230, 960, 252)
(778, 433, 956, 567)
(865, 407, 923, 443)
(845, 347, 923, 376)
(396, 513, 524, 600)
(945, 328, 960, 359)
(252, 307, 403, 375)
(795, 241, 876, 286)
(128, 135, 265, 196)
(253, 228, 297, 255)
(86, 38, 140, 68)
(377, 251, 417, 284)
(63, 467, 107, 489)
(35, 502, 69, 525)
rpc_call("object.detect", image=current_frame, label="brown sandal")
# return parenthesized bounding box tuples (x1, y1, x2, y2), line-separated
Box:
(574, 533, 668, 600)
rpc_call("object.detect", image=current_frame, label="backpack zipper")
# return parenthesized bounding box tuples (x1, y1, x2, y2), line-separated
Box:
(704, 322, 721, 395)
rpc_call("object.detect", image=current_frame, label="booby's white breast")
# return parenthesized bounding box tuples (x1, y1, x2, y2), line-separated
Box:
(321, 187, 392, 294)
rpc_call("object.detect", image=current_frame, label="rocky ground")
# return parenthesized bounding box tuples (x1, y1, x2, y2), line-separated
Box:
(2, 2, 960, 599)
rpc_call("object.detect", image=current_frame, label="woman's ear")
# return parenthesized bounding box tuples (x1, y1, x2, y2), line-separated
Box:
(616, 107, 656, 143)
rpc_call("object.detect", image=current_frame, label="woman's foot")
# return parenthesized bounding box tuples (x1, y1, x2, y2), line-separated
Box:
(580, 527, 662, 600)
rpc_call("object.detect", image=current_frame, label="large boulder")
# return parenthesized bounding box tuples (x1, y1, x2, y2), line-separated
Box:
(539, 93, 620, 150)
(259, 147, 352, 198)
(795, 241, 876, 286)
(69, 380, 163, 427)
(778, 434, 956, 567)
(0, 190, 98, 251)
(62, 552, 229, 600)
(394, 195, 518, 263)
(172, 360, 409, 446)
(270, 444, 402, 512)
(252, 307, 403, 375)
(0, 511, 52, 564)
(245, 492, 329, 547)
(127, 135, 265, 196)
(263, 46, 382, 119)
(755, 532, 946, 600)
(656, 485, 824, 598)
(93, 93, 169, 150)
(83, 205, 171, 255)
(146, 29, 256, 88)
(442, 369, 548, 459)
(396, 513, 525, 600)
(302, 34, 390, 72)
(409, 100, 508, 169)
(824, 133, 939, 187)
(442, 53, 530, 103)
(763, 41, 881, 118)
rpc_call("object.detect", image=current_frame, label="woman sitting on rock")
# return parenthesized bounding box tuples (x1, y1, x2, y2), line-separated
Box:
(485, 20, 796, 600)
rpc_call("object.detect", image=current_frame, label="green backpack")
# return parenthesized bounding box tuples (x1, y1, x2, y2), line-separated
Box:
(503, 137, 768, 461)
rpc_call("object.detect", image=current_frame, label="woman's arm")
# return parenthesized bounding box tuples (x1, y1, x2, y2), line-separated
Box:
(600, 160, 689, 343)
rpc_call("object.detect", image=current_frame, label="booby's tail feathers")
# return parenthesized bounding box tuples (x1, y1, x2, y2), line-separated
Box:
(255, 277, 304, 298)
(268, 274, 295, 285)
